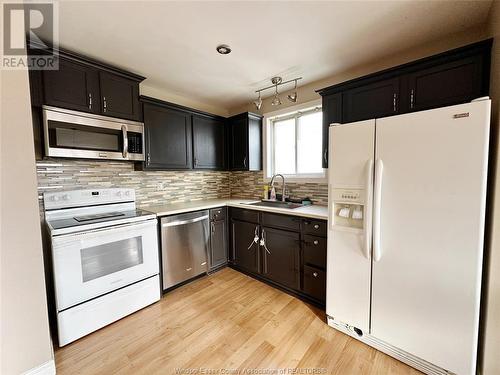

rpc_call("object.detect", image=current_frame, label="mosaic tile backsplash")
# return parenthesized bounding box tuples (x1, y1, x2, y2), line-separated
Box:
(36, 160, 328, 211)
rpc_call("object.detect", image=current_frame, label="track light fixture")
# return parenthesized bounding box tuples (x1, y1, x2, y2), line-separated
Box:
(253, 76, 302, 110)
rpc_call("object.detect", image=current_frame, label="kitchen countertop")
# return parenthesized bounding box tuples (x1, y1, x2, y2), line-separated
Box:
(142, 198, 328, 220)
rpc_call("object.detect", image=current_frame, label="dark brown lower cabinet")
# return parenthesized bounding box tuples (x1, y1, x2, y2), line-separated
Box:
(231, 219, 260, 274)
(209, 210, 228, 271)
(303, 265, 326, 301)
(261, 227, 300, 291)
(229, 208, 327, 306)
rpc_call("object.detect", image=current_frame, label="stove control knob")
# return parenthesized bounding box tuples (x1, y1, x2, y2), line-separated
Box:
(116, 191, 122, 197)
(62, 194, 69, 201)
(125, 191, 131, 197)
(52, 195, 59, 202)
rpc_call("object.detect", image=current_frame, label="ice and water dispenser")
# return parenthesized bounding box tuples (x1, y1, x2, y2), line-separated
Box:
(331, 188, 365, 230)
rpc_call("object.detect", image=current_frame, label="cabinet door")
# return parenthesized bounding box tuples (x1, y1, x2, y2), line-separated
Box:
(229, 117, 248, 170)
(342, 77, 400, 123)
(406, 55, 485, 112)
(192, 115, 225, 169)
(231, 220, 260, 274)
(99, 72, 140, 120)
(143, 103, 192, 170)
(321, 93, 342, 168)
(261, 227, 300, 290)
(303, 265, 326, 302)
(43, 57, 100, 113)
(210, 220, 228, 270)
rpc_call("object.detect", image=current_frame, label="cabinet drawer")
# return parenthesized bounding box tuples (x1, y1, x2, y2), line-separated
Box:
(230, 208, 259, 224)
(303, 265, 326, 302)
(303, 235, 327, 269)
(210, 207, 226, 221)
(302, 219, 327, 237)
(261, 212, 300, 232)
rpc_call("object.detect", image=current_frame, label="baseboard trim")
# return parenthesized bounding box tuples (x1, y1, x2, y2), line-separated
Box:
(23, 360, 56, 375)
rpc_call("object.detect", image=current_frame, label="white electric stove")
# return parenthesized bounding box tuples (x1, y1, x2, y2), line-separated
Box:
(44, 188, 160, 346)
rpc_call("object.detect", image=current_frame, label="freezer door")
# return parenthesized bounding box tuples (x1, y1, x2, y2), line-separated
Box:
(371, 100, 490, 375)
(327, 120, 375, 333)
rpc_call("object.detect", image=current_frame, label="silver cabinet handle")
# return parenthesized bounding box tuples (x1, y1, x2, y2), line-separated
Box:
(313, 272, 318, 278)
(194, 158, 198, 166)
(211, 222, 215, 234)
(162, 215, 208, 227)
(410, 89, 415, 109)
(248, 226, 259, 250)
(103, 96, 107, 112)
(313, 240, 319, 245)
(147, 153, 151, 165)
(260, 229, 271, 254)
(323, 149, 327, 164)
(88, 93, 92, 110)
(314, 224, 320, 229)
(243, 156, 247, 168)
(121, 125, 128, 158)
(393, 93, 397, 112)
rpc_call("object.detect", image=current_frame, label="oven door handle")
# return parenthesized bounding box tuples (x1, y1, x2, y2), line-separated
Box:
(54, 219, 156, 239)
(122, 125, 128, 159)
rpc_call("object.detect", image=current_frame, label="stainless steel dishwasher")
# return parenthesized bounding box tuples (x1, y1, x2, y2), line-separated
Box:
(160, 210, 209, 290)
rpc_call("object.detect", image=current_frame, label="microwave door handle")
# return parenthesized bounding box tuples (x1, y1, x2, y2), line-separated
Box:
(122, 125, 128, 159)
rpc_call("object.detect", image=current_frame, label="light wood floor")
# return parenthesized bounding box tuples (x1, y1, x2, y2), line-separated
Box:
(55, 268, 421, 374)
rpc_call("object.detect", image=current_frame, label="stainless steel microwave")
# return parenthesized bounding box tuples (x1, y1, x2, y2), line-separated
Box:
(42, 106, 145, 161)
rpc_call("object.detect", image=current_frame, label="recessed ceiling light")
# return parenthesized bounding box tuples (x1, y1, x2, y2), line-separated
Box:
(216, 44, 231, 55)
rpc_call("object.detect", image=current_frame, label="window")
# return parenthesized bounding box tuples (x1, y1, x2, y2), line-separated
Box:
(266, 105, 325, 180)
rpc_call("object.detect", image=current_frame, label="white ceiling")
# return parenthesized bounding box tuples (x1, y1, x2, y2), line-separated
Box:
(48, 0, 492, 111)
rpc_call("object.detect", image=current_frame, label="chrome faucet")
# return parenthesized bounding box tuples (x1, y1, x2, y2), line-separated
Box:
(269, 174, 286, 202)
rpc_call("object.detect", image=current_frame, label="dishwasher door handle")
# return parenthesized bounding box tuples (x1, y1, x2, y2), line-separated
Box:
(162, 215, 209, 227)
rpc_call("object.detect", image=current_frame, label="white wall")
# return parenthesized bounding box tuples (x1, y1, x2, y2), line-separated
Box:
(0, 66, 54, 373)
(481, 1, 500, 374)
(141, 83, 229, 117)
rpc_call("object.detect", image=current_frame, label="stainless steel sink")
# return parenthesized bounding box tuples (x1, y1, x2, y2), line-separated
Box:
(247, 200, 303, 209)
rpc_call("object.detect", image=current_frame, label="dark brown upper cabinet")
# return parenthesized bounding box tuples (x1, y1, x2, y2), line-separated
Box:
(42, 57, 100, 114)
(228, 112, 263, 171)
(192, 115, 226, 170)
(405, 55, 486, 113)
(142, 102, 192, 170)
(317, 39, 492, 168)
(342, 77, 400, 123)
(99, 72, 141, 121)
(30, 46, 144, 121)
(321, 93, 342, 168)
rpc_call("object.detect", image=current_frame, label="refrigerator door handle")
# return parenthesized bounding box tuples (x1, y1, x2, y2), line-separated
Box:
(373, 158, 384, 262)
(364, 159, 374, 259)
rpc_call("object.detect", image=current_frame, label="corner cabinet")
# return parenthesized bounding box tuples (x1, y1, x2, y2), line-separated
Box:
(228, 112, 263, 171)
(318, 39, 492, 168)
(192, 115, 226, 170)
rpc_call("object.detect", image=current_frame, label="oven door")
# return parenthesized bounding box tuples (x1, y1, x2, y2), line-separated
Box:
(51, 219, 159, 311)
(43, 105, 144, 161)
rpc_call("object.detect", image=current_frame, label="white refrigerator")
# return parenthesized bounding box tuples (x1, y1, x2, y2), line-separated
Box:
(326, 99, 490, 375)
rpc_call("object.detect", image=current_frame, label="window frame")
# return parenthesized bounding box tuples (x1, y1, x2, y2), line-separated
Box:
(263, 99, 327, 183)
